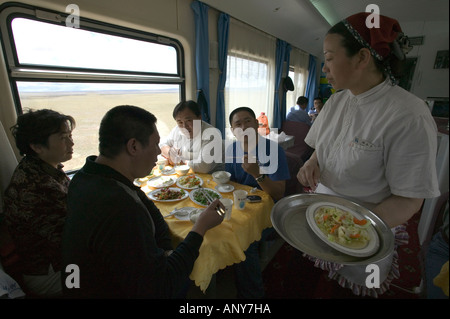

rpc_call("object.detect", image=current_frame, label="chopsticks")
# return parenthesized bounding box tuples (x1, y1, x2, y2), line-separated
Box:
(198, 186, 225, 217)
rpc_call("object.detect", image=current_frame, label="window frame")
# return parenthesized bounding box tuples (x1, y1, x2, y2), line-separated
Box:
(0, 2, 186, 115)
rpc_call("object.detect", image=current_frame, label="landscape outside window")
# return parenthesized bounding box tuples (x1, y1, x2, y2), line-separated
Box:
(9, 17, 182, 172)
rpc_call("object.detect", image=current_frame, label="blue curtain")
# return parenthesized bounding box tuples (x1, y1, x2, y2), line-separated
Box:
(280, 45, 291, 125)
(215, 13, 229, 138)
(191, 1, 211, 123)
(273, 39, 291, 130)
(305, 54, 318, 112)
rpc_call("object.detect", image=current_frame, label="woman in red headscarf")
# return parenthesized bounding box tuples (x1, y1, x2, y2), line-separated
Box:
(297, 12, 440, 297)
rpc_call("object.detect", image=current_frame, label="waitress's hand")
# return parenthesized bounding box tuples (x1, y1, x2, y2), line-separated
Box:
(297, 152, 320, 191)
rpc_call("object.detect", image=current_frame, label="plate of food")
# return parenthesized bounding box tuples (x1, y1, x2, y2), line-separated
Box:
(189, 188, 222, 207)
(306, 202, 379, 257)
(147, 187, 188, 202)
(176, 174, 203, 189)
(146, 175, 176, 188)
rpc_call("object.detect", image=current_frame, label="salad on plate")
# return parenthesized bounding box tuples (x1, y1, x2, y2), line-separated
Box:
(190, 188, 221, 206)
(314, 205, 371, 249)
(176, 174, 203, 189)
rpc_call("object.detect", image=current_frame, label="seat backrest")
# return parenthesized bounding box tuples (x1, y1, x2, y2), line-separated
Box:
(424, 192, 449, 246)
(0, 120, 18, 206)
(281, 120, 313, 160)
(284, 152, 303, 196)
(418, 191, 449, 296)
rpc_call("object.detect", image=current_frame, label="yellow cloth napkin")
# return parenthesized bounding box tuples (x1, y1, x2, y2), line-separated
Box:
(146, 172, 274, 293)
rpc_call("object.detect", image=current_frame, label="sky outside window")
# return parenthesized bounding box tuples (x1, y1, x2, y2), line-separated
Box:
(11, 17, 178, 74)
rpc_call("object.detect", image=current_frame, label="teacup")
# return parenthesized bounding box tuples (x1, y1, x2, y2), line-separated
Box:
(233, 190, 248, 210)
(219, 198, 233, 220)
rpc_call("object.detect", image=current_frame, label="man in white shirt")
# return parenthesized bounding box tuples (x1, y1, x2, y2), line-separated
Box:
(159, 100, 225, 174)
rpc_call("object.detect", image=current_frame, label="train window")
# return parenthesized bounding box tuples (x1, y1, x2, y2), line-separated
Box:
(225, 18, 276, 127)
(0, 4, 185, 172)
(225, 52, 272, 123)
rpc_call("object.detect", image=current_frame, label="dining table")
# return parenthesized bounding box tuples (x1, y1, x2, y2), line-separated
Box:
(137, 169, 275, 294)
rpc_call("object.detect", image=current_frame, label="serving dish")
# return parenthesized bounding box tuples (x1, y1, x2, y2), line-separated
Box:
(271, 193, 394, 265)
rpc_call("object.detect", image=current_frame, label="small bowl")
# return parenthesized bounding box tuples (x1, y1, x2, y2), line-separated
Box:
(189, 208, 203, 223)
(212, 171, 231, 185)
(175, 165, 190, 176)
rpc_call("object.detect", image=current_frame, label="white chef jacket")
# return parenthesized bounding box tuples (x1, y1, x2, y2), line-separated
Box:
(159, 120, 225, 174)
(305, 78, 440, 206)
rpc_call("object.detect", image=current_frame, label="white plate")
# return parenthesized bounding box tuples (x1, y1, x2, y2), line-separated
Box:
(215, 184, 234, 193)
(306, 202, 379, 257)
(176, 175, 203, 189)
(189, 188, 222, 207)
(133, 175, 154, 187)
(146, 175, 176, 188)
(147, 187, 188, 202)
(166, 207, 201, 221)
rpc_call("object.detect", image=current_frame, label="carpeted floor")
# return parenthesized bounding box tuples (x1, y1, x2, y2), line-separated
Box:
(262, 212, 423, 299)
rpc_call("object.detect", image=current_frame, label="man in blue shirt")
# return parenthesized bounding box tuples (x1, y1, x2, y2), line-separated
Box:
(286, 96, 312, 126)
(225, 106, 290, 298)
(226, 107, 290, 201)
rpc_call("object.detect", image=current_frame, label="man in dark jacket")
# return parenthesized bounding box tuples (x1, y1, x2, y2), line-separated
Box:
(61, 105, 223, 298)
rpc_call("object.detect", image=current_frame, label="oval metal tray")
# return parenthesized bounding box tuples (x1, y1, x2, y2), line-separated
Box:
(271, 193, 394, 265)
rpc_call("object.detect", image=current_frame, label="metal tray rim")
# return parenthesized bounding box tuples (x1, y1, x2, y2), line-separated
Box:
(271, 193, 395, 265)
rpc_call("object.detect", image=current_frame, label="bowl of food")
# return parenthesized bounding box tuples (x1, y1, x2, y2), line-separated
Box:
(212, 171, 231, 185)
(175, 164, 190, 176)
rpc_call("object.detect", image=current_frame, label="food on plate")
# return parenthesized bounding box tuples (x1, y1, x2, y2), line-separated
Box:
(148, 176, 175, 188)
(193, 189, 220, 206)
(178, 175, 202, 188)
(314, 205, 371, 249)
(153, 187, 186, 200)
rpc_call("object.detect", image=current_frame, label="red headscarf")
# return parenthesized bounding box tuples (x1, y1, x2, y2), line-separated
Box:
(343, 12, 402, 61)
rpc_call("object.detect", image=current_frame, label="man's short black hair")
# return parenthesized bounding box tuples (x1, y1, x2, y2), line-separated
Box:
(296, 96, 309, 106)
(172, 100, 201, 119)
(99, 105, 157, 159)
(228, 107, 256, 126)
